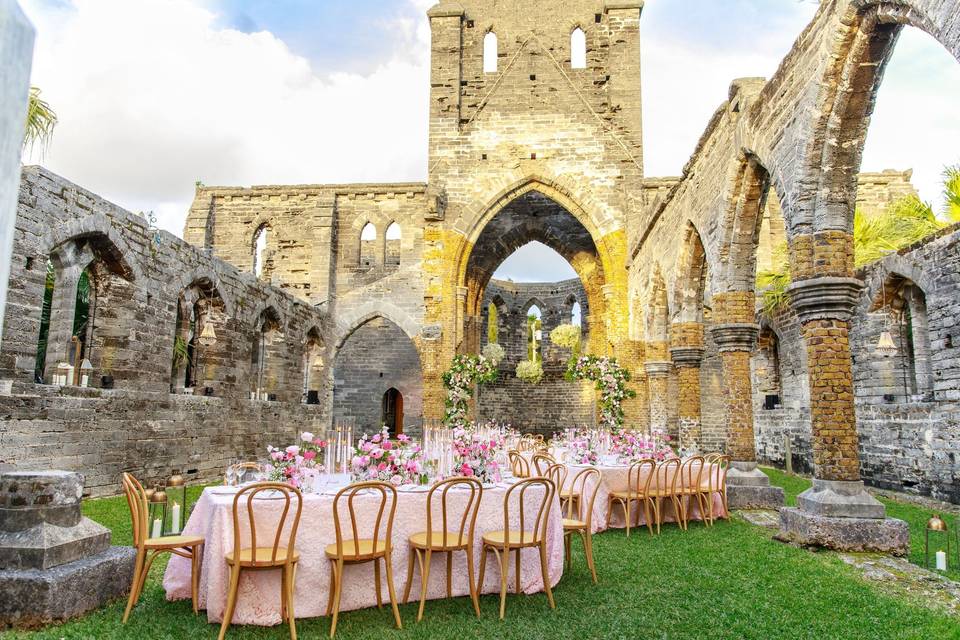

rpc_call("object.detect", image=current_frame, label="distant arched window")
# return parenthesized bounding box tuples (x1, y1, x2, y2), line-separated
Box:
(527, 305, 542, 362)
(385, 222, 401, 267)
(35, 259, 54, 382)
(571, 301, 582, 327)
(483, 31, 498, 73)
(360, 223, 377, 268)
(571, 27, 586, 69)
(487, 302, 498, 344)
(252, 224, 268, 277)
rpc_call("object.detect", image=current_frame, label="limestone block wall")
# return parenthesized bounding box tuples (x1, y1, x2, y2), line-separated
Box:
(0, 167, 329, 494)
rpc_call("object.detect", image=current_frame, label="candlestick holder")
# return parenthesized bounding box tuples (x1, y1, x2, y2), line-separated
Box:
(165, 473, 187, 535)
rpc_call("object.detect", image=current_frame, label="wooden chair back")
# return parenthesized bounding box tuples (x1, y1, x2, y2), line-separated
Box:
(532, 452, 556, 476)
(545, 463, 567, 496)
(565, 467, 601, 528)
(680, 456, 705, 493)
(501, 477, 555, 546)
(331, 481, 397, 558)
(231, 482, 303, 567)
(425, 476, 483, 548)
(628, 459, 656, 496)
(122, 472, 149, 550)
(652, 457, 681, 495)
(517, 436, 536, 452)
(229, 462, 263, 484)
(508, 450, 531, 478)
(709, 454, 731, 493)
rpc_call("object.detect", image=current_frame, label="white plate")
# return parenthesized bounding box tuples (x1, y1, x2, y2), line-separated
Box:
(208, 486, 240, 495)
(397, 485, 430, 493)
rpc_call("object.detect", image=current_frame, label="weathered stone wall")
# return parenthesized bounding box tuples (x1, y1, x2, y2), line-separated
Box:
(0, 167, 328, 495)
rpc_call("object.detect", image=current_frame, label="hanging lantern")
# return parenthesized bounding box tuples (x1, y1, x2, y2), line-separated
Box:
(147, 488, 167, 540)
(166, 473, 187, 535)
(199, 322, 217, 347)
(875, 330, 898, 357)
(925, 514, 958, 572)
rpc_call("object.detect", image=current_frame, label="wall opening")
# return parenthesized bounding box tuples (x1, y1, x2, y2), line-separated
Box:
(359, 222, 377, 268)
(571, 27, 586, 69)
(252, 224, 269, 278)
(34, 259, 54, 382)
(385, 222, 401, 267)
(483, 31, 498, 73)
(382, 387, 403, 437)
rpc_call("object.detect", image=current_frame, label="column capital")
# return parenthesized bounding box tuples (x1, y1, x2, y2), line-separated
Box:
(456, 286, 469, 300)
(670, 346, 704, 367)
(710, 323, 758, 352)
(643, 361, 671, 377)
(787, 276, 863, 323)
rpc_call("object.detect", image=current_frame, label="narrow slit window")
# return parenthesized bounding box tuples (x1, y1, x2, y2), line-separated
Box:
(483, 31, 498, 73)
(252, 225, 268, 277)
(571, 28, 586, 69)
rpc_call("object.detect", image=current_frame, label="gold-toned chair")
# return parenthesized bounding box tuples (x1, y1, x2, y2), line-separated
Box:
(508, 450, 531, 478)
(699, 454, 730, 524)
(648, 458, 684, 534)
(678, 456, 707, 529)
(403, 477, 483, 622)
(562, 467, 602, 583)
(227, 462, 263, 484)
(606, 459, 655, 536)
(532, 452, 556, 476)
(219, 482, 303, 640)
(546, 462, 579, 513)
(478, 477, 557, 619)
(121, 473, 204, 624)
(326, 481, 402, 638)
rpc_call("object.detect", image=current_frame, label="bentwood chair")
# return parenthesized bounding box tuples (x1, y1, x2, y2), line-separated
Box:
(606, 459, 655, 536)
(699, 454, 730, 524)
(517, 436, 537, 452)
(562, 467, 602, 583)
(532, 452, 556, 476)
(227, 462, 263, 485)
(649, 458, 684, 534)
(508, 450, 531, 478)
(546, 462, 579, 514)
(326, 481, 402, 638)
(219, 482, 303, 640)
(121, 473, 204, 624)
(477, 477, 557, 619)
(677, 456, 707, 529)
(403, 477, 483, 622)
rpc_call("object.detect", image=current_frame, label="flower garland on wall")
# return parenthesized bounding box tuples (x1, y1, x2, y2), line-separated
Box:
(442, 354, 498, 428)
(565, 355, 636, 430)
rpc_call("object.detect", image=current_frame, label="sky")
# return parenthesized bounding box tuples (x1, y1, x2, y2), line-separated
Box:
(19, 0, 960, 283)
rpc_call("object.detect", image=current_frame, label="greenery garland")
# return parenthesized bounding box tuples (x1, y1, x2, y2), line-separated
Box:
(565, 355, 636, 430)
(442, 354, 498, 427)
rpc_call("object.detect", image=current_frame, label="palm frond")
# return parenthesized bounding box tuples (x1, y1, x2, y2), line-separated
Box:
(943, 165, 960, 223)
(23, 86, 58, 153)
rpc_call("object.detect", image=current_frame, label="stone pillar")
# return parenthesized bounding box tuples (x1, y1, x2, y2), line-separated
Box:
(455, 286, 468, 353)
(670, 322, 704, 451)
(0, 1, 34, 339)
(644, 361, 670, 432)
(778, 271, 908, 552)
(0, 471, 136, 627)
(711, 291, 784, 509)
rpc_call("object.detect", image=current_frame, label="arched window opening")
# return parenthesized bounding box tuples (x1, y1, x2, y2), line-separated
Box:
(571, 27, 586, 69)
(385, 222, 401, 267)
(571, 301, 582, 327)
(483, 31, 498, 73)
(302, 329, 324, 404)
(871, 276, 933, 401)
(756, 327, 783, 410)
(897, 283, 933, 398)
(71, 267, 94, 368)
(34, 259, 54, 382)
(359, 222, 377, 268)
(526, 305, 542, 362)
(487, 301, 499, 344)
(251, 310, 281, 401)
(382, 388, 404, 437)
(252, 224, 269, 278)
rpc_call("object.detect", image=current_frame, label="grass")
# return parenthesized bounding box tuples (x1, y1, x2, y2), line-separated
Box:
(3, 482, 960, 640)
(764, 467, 960, 582)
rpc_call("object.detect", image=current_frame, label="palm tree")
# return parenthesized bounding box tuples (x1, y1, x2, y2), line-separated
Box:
(943, 165, 960, 223)
(23, 86, 57, 152)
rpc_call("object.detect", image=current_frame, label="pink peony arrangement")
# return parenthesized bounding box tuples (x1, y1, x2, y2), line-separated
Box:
(264, 431, 327, 488)
(350, 426, 424, 486)
(611, 428, 675, 463)
(452, 424, 504, 483)
(567, 432, 600, 465)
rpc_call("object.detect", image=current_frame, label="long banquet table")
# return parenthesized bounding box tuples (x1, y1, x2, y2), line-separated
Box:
(163, 481, 564, 626)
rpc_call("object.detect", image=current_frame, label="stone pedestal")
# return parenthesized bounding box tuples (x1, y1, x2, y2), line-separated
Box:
(0, 471, 136, 629)
(725, 461, 784, 510)
(777, 479, 909, 554)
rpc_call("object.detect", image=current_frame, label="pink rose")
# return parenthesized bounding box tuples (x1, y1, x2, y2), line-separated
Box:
(303, 450, 317, 461)
(461, 463, 474, 477)
(285, 445, 300, 456)
(382, 441, 393, 451)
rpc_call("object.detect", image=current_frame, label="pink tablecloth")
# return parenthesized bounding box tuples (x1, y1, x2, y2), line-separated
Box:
(163, 483, 564, 626)
(563, 462, 726, 532)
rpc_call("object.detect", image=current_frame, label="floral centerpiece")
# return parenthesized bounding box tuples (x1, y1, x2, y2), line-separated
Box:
(566, 431, 600, 465)
(452, 423, 504, 483)
(442, 354, 499, 428)
(265, 431, 327, 488)
(350, 426, 424, 485)
(611, 428, 675, 462)
(565, 355, 636, 430)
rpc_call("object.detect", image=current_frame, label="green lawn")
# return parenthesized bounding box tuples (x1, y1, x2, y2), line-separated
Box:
(3, 479, 960, 640)
(763, 467, 960, 582)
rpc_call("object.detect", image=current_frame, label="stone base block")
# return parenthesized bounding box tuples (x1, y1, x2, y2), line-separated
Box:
(776, 507, 909, 555)
(727, 484, 785, 510)
(0, 546, 136, 629)
(0, 518, 111, 570)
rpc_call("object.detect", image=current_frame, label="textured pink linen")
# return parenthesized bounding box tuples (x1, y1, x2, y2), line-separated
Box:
(565, 462, 727, 532)
(163, 483, 564, 626)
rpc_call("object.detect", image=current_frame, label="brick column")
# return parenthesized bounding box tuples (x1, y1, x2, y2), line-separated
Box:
(669, 322, 704, 450)
(644, 339, 670, 432)
(710, 292, 784, 509)
(778, 231, 907, 553)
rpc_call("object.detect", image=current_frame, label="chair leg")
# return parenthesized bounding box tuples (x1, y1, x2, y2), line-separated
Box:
(402, 549, 417, 605)
(325, 559, 337, 617)
(625, 499, 632, 537)
(446, 552, 453, 599)
(539, 542, 555, 610)
(384, 554, 403, 630)
(218, 564, 241, 640)
(329, 559, 344, 639)
(605, 497, 614, 530)
(286, 562, 298, 640)
(514, 548, 521, 594)
(122, 548, 146, 623)
(280, 565, 288, 622)
(564, 533, 571, 569)
(465, 547, 480, 619)
(497, 548, 509, 620)
(191, 544, 203, 615)
(642, 498, 654, 536)
(582, 531, 597, 584)
(477, 546, 488, 593)
(417, 549, 432, 623)
(654, 497, 662, 535)
(374, 556, 383, 609)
